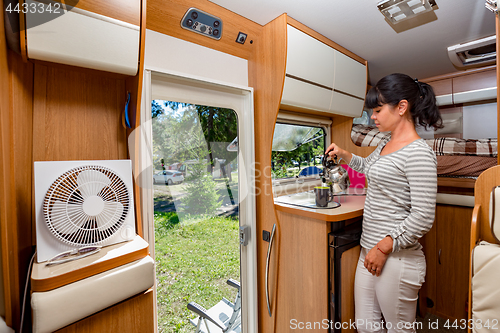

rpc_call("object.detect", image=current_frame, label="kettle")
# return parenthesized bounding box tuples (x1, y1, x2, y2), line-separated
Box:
(321, 153, 350, 195)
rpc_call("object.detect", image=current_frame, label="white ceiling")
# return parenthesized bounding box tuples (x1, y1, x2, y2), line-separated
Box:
(209, 0, 495, 85)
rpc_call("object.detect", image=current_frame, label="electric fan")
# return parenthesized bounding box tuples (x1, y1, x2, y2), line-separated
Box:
(34, 160, 136, 263)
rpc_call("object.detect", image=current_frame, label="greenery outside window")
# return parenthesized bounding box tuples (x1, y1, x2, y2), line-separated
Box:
(271, 122, 326, 181)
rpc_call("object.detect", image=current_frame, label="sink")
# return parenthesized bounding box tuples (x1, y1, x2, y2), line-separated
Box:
(274, 191, 341, 209)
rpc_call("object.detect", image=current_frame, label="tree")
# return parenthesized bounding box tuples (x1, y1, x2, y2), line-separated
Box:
(180, 144, 222, 216)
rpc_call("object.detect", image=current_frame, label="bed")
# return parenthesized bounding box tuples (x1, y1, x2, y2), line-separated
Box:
(350, 124, 498, 187)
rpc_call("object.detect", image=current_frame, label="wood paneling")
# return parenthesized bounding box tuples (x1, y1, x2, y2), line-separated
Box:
(0, 8, 16, 328)
(147, 0, 261, 60)
(0, 46, 34, 331)
(9, 50, 34, 332)
(275, 210, 330, 332)
(32, 63, 128, 162)
(56, 289, 155, 333)
(248, 13, 285, 333)
(331, 114, 376, 158)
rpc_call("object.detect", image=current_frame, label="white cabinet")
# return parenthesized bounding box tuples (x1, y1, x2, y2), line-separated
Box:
(25, 0, 140, 76)
(286, 25, 336, 89)
(281, 25, 367, 117)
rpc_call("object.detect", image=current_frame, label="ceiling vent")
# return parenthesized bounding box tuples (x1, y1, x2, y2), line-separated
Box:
(447, 35, 496, 68)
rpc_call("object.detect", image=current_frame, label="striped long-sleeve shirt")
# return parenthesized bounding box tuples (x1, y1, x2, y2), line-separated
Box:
(349, 134, 437, 252)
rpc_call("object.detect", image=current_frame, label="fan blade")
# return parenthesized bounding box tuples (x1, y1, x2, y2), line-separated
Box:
(77, 170, 111, 199)
(96, 202, 124, 231)
(48, 200, 70, 233)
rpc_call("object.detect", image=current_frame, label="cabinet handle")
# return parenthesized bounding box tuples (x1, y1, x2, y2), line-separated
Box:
(438, 249, 441, 265)
(265, 224, 277, 317)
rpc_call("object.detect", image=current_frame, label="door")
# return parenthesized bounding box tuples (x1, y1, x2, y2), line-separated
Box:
(137, 71, 257, 332)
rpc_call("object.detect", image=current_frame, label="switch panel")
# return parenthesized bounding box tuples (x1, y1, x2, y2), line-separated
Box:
(181, 7, 222, 40)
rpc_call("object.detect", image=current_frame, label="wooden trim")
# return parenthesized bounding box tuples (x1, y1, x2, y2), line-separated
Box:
(437, 177, 476, 189)
(468, 204, 480, 332)
(497, 15, 500, 165)
(274, 195, 365, 222)
(420, 65, 496, 83)
(31, 236, 149, 292)
(126, 0, 147, 238)
(248, 13, 286, 333)
(286, 16, 366, 65)
(1, 24, 17, 328)
(146, 0, 261, 60)
(474, 165, 500, 244)
(18, 0, 28, 62)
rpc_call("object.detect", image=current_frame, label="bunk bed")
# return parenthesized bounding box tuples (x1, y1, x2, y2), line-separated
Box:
(351, 124, 498, 189)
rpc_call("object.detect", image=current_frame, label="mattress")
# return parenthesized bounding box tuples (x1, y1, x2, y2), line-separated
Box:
(351, 124, 498, 178)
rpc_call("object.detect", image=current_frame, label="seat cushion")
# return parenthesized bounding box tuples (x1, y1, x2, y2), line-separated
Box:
(31, 255, 154, 333)
(472, 241, 500, 332)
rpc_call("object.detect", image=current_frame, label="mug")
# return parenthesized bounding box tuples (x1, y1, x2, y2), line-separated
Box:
(314, 186, 330, 207)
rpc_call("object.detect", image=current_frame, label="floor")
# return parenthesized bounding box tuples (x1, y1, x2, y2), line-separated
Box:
(416, 313, 467, 333)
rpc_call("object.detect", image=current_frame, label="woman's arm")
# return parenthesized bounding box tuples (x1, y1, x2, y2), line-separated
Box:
(325, 143, 352, 164)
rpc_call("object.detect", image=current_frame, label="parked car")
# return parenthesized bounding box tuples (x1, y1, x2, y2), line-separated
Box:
(153, 170, 184, 185)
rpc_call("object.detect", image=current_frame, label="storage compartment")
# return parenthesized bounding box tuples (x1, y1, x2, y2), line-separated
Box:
(25, 0, 140, 75)
(282, 25, 367, 117)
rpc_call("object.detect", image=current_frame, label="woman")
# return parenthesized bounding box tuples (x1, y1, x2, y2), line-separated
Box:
(325, 73, 442, 332)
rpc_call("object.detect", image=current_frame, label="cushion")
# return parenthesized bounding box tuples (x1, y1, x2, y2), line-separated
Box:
(472, 241, 500, 332)
(31, 255, 154, 333)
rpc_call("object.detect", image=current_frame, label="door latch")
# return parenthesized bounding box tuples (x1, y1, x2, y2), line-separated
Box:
(239, 226, 250, 246)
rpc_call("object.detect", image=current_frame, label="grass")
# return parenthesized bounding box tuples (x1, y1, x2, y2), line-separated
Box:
(155, 211, 240, 333)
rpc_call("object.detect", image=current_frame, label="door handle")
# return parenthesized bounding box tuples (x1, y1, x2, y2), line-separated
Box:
(438, 249, 441, 265)
(265, 224, 277, 317)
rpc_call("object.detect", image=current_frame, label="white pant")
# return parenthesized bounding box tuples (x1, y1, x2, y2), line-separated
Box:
(354, 247, 426, 333)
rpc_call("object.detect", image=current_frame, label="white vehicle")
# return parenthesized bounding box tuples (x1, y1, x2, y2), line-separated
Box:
(153, 170, 184, 185)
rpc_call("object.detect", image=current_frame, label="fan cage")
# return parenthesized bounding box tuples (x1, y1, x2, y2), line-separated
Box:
(43, 165, 130, 246)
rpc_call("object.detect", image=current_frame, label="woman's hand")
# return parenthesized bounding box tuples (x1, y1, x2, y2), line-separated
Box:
(325, 143, 352, 164)
(364, 236, 393, 277)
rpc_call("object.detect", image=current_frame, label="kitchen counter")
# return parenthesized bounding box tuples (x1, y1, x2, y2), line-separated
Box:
(272, 189, 365, 332)
(274, 190, 365, 222)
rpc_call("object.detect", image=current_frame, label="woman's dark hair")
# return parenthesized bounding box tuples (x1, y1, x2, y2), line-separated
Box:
(365, 73, 443, 130)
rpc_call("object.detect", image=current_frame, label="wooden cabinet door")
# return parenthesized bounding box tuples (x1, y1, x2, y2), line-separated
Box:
(275, 210, 330, 332)
(435, 204, 472, 320)
(421, 204, 472, 320)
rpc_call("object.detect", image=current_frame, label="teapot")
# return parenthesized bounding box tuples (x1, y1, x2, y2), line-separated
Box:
(321, 152, 350, 195)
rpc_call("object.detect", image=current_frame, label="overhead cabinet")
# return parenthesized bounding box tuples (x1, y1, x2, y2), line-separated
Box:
(281, 25, 367, 117)
(24, 0, 141, 75)
(427, 68, 497, 106)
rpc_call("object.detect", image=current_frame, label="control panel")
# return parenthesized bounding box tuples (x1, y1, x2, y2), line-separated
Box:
(181, 8, 223, 40)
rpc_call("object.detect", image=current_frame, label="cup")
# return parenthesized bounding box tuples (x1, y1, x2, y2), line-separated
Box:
(314, 186, 330, 207)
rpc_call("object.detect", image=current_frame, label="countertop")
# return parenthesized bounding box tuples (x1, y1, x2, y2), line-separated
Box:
(274, 189, 366, 222)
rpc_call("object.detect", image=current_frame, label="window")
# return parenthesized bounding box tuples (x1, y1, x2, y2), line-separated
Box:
(271, 122, 326, 180)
